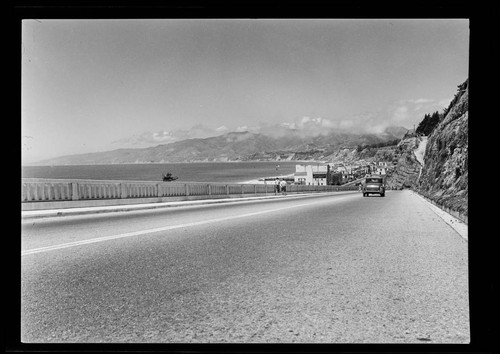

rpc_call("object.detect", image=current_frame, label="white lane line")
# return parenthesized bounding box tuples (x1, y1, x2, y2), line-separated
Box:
(22, 194, 356, 256)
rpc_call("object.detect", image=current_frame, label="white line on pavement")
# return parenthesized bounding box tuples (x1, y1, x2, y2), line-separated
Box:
(22, 194, 356, 256)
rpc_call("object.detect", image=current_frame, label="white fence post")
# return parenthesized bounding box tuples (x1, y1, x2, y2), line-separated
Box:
(71, 182, 79, 200)
(120, 183, 127, 199)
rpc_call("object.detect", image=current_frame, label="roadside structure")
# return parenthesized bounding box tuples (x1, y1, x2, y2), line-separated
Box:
(294, 164, 330, 185)
(294, 161, 391, 185)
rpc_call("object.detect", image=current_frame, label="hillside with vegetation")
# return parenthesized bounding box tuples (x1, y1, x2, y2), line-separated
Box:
(382, 79, 468, 216)
(415, 79, 468, 216)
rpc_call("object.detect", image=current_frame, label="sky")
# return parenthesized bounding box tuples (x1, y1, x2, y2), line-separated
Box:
(21, 19, 469, 163)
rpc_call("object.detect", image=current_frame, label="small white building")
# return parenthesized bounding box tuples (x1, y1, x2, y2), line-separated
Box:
(375, 161, 388, 175)
(294, 164, 329, 185)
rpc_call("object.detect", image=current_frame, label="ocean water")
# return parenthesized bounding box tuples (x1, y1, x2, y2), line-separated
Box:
(21, 162, 299, 184)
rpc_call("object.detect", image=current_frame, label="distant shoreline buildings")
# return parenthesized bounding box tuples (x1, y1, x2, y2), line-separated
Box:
(293, 161, 391, 186)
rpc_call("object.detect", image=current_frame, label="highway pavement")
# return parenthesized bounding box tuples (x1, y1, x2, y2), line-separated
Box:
(21, 190, 469, 343)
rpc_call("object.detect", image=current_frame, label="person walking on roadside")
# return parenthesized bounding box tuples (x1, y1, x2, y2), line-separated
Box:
(280, 179, 287, 196)
(275, 178, 280, 195)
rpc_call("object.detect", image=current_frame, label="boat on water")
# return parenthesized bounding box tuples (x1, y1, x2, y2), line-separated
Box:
(162, 172, 178, 182)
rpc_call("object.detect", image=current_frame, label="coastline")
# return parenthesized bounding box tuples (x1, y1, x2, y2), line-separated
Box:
(23, 160, 323, 167)
(22, 162, 300, 185)
(239, 174, 294, 184)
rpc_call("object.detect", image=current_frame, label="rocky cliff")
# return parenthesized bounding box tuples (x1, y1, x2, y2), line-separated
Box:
(415, 79, 468, 216)
(385, 135, 423, 189)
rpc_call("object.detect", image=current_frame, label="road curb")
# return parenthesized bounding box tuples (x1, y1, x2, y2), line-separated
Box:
(21, 191, 356, 220)
(410, 191, 468, 241)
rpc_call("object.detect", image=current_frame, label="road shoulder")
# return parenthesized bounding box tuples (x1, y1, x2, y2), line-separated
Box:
(410, 191, 468, 241)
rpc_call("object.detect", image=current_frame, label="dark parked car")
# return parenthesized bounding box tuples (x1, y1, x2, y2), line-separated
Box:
(362, 176, 385, 197)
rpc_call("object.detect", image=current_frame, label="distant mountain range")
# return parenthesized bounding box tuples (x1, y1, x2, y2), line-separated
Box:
(35, 126, 408, 165)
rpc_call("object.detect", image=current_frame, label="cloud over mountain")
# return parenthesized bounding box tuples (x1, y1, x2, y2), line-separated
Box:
(110, 97, 448, 149)
(343, 97, 451, 134)
(111, 124, 228, 148)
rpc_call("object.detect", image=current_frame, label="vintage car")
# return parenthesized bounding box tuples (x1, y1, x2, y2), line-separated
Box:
(362, 176, 385, 197)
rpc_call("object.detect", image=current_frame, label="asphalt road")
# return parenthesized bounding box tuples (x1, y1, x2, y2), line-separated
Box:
(21, 190, 469, 343)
